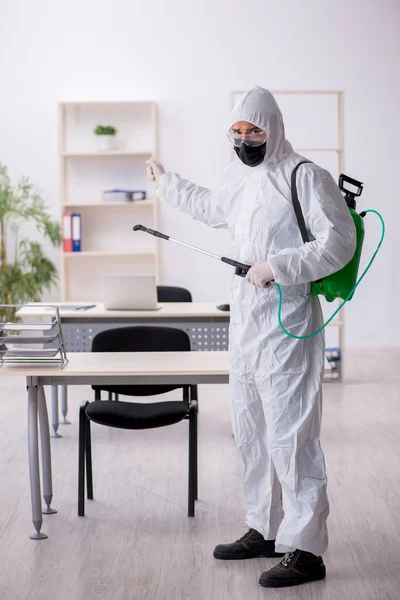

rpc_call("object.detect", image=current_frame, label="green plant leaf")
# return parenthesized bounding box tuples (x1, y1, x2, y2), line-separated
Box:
(0, 161, 61, 320)
(94, 124, 117, 136)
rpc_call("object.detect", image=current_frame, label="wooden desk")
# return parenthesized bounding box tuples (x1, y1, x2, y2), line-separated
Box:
(16, 303, 332, 438)
(1, 351, 229, 540)
(17, 302, 230, 321)
(17, 302, 230, 434)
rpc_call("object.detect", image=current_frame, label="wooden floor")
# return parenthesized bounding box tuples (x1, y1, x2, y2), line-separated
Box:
(0, 349, 399, 600)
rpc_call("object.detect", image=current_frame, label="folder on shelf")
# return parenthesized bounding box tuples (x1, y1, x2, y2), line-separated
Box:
(325, 347, 341, 361)
(62, 213, 72, 252)
(324, 347, 341, 380)
(102, 189, 147, 202)
(72, 213, 82, 252)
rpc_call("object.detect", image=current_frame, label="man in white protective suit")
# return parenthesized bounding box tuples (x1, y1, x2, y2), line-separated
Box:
(146, 86, 356, 589)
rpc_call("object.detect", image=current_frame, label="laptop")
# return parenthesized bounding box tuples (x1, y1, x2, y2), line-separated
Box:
(101, 274, 160, 310)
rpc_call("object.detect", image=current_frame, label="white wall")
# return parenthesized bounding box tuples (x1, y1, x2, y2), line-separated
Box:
(0, 0, 398, 347)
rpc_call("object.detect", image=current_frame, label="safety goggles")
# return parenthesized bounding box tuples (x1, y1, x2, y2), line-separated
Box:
(227, 127, 267, 147)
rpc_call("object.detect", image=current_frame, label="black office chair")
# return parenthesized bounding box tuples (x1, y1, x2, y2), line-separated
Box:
(156, 285, 198, 413)
(78, 326, 198, 518)
(157, 286, 192, 303)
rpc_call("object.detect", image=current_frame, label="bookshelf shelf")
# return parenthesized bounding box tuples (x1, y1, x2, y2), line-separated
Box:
(63, 200, 156, 209)
(63, 151, 152, 158)
(63, 250, 155, 258)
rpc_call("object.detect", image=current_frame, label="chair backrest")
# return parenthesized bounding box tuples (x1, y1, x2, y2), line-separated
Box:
(157, 286, 192, 303)
(91, 325, 191, 396)
(92, 325, 190, 353)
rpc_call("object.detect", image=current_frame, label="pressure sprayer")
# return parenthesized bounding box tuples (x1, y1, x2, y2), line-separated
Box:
(133, 172, 385, 339)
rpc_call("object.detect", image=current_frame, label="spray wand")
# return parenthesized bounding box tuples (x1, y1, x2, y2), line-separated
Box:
(133, 224, 250, 277)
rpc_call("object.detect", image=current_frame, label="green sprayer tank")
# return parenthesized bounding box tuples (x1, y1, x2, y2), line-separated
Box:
(311, 174, 365, 303)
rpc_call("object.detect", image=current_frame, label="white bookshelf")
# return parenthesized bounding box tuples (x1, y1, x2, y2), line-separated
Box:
(59, 101, 159, 301)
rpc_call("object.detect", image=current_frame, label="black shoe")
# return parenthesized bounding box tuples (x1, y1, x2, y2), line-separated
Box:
(259, 549, 326, 588)
(213, 528, 284, 560)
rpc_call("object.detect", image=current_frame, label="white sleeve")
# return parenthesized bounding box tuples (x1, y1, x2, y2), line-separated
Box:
(268, 168, 357, 286)
(156, 171, 228, 229)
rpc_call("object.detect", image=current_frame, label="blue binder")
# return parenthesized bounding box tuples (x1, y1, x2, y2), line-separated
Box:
(72, 213, 82, 252)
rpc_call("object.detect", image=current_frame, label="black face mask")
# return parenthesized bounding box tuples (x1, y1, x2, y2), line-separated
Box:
(234, 141, 267, 167)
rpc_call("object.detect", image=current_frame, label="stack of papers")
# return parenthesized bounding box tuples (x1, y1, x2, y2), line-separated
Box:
(103, 189, 147, 202)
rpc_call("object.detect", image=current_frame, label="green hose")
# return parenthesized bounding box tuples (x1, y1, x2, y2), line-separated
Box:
(276, 209, 386, 340)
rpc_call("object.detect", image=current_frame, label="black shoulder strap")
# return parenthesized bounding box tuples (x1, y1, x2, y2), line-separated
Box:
(291, 160, 312, 244)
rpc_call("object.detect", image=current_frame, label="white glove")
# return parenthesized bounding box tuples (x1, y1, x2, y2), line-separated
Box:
(146, 158, 165, 183)
(246, 261, 274, 288)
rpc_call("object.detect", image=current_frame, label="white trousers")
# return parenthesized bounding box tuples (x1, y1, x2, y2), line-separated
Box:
(230, 365, 329, 557)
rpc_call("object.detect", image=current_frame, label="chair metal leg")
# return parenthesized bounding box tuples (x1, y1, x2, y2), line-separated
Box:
(85, 416, 93, 500)
(78, 403, 87, 516)
(189, 386, 199, 501)
(191, 385, 199, 414)
(188, 405, 196, 517)
(94, 390, 101, 402)
(108, 392, 113, 401)
(114, 393, 119, 401)
(194, 406, 198, 501)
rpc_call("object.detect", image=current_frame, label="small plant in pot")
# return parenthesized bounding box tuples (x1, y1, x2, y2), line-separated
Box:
(94, 125, 117, 152)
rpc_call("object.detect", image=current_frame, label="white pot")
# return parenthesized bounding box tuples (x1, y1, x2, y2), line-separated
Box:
(97, 135, 114, 152)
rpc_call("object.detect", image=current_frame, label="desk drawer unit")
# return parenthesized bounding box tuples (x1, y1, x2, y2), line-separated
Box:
(61, 318, 230, 352)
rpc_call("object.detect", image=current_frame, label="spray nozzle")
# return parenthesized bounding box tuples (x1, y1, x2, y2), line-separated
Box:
(339, 174, 363, 209)
(132, 224, 170, 240)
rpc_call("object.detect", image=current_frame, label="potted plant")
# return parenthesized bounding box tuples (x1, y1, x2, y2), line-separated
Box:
(0, 162, 61, 322)
(94, 125, 118, 152)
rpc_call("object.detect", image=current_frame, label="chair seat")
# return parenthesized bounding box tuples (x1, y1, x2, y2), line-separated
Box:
(85, 400, 189, 430)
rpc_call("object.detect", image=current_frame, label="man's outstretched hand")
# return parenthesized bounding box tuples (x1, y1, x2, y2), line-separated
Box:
(146, 158, 165, 183)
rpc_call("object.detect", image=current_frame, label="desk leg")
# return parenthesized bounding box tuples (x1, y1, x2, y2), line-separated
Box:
(61, 385, 70, 424)
(38, 386, 57, 515)
(51, 385, 62, 438)
(27, 384, 47, 540)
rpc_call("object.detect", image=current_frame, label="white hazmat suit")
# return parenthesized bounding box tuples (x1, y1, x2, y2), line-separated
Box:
(155, 87, 356, 556)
